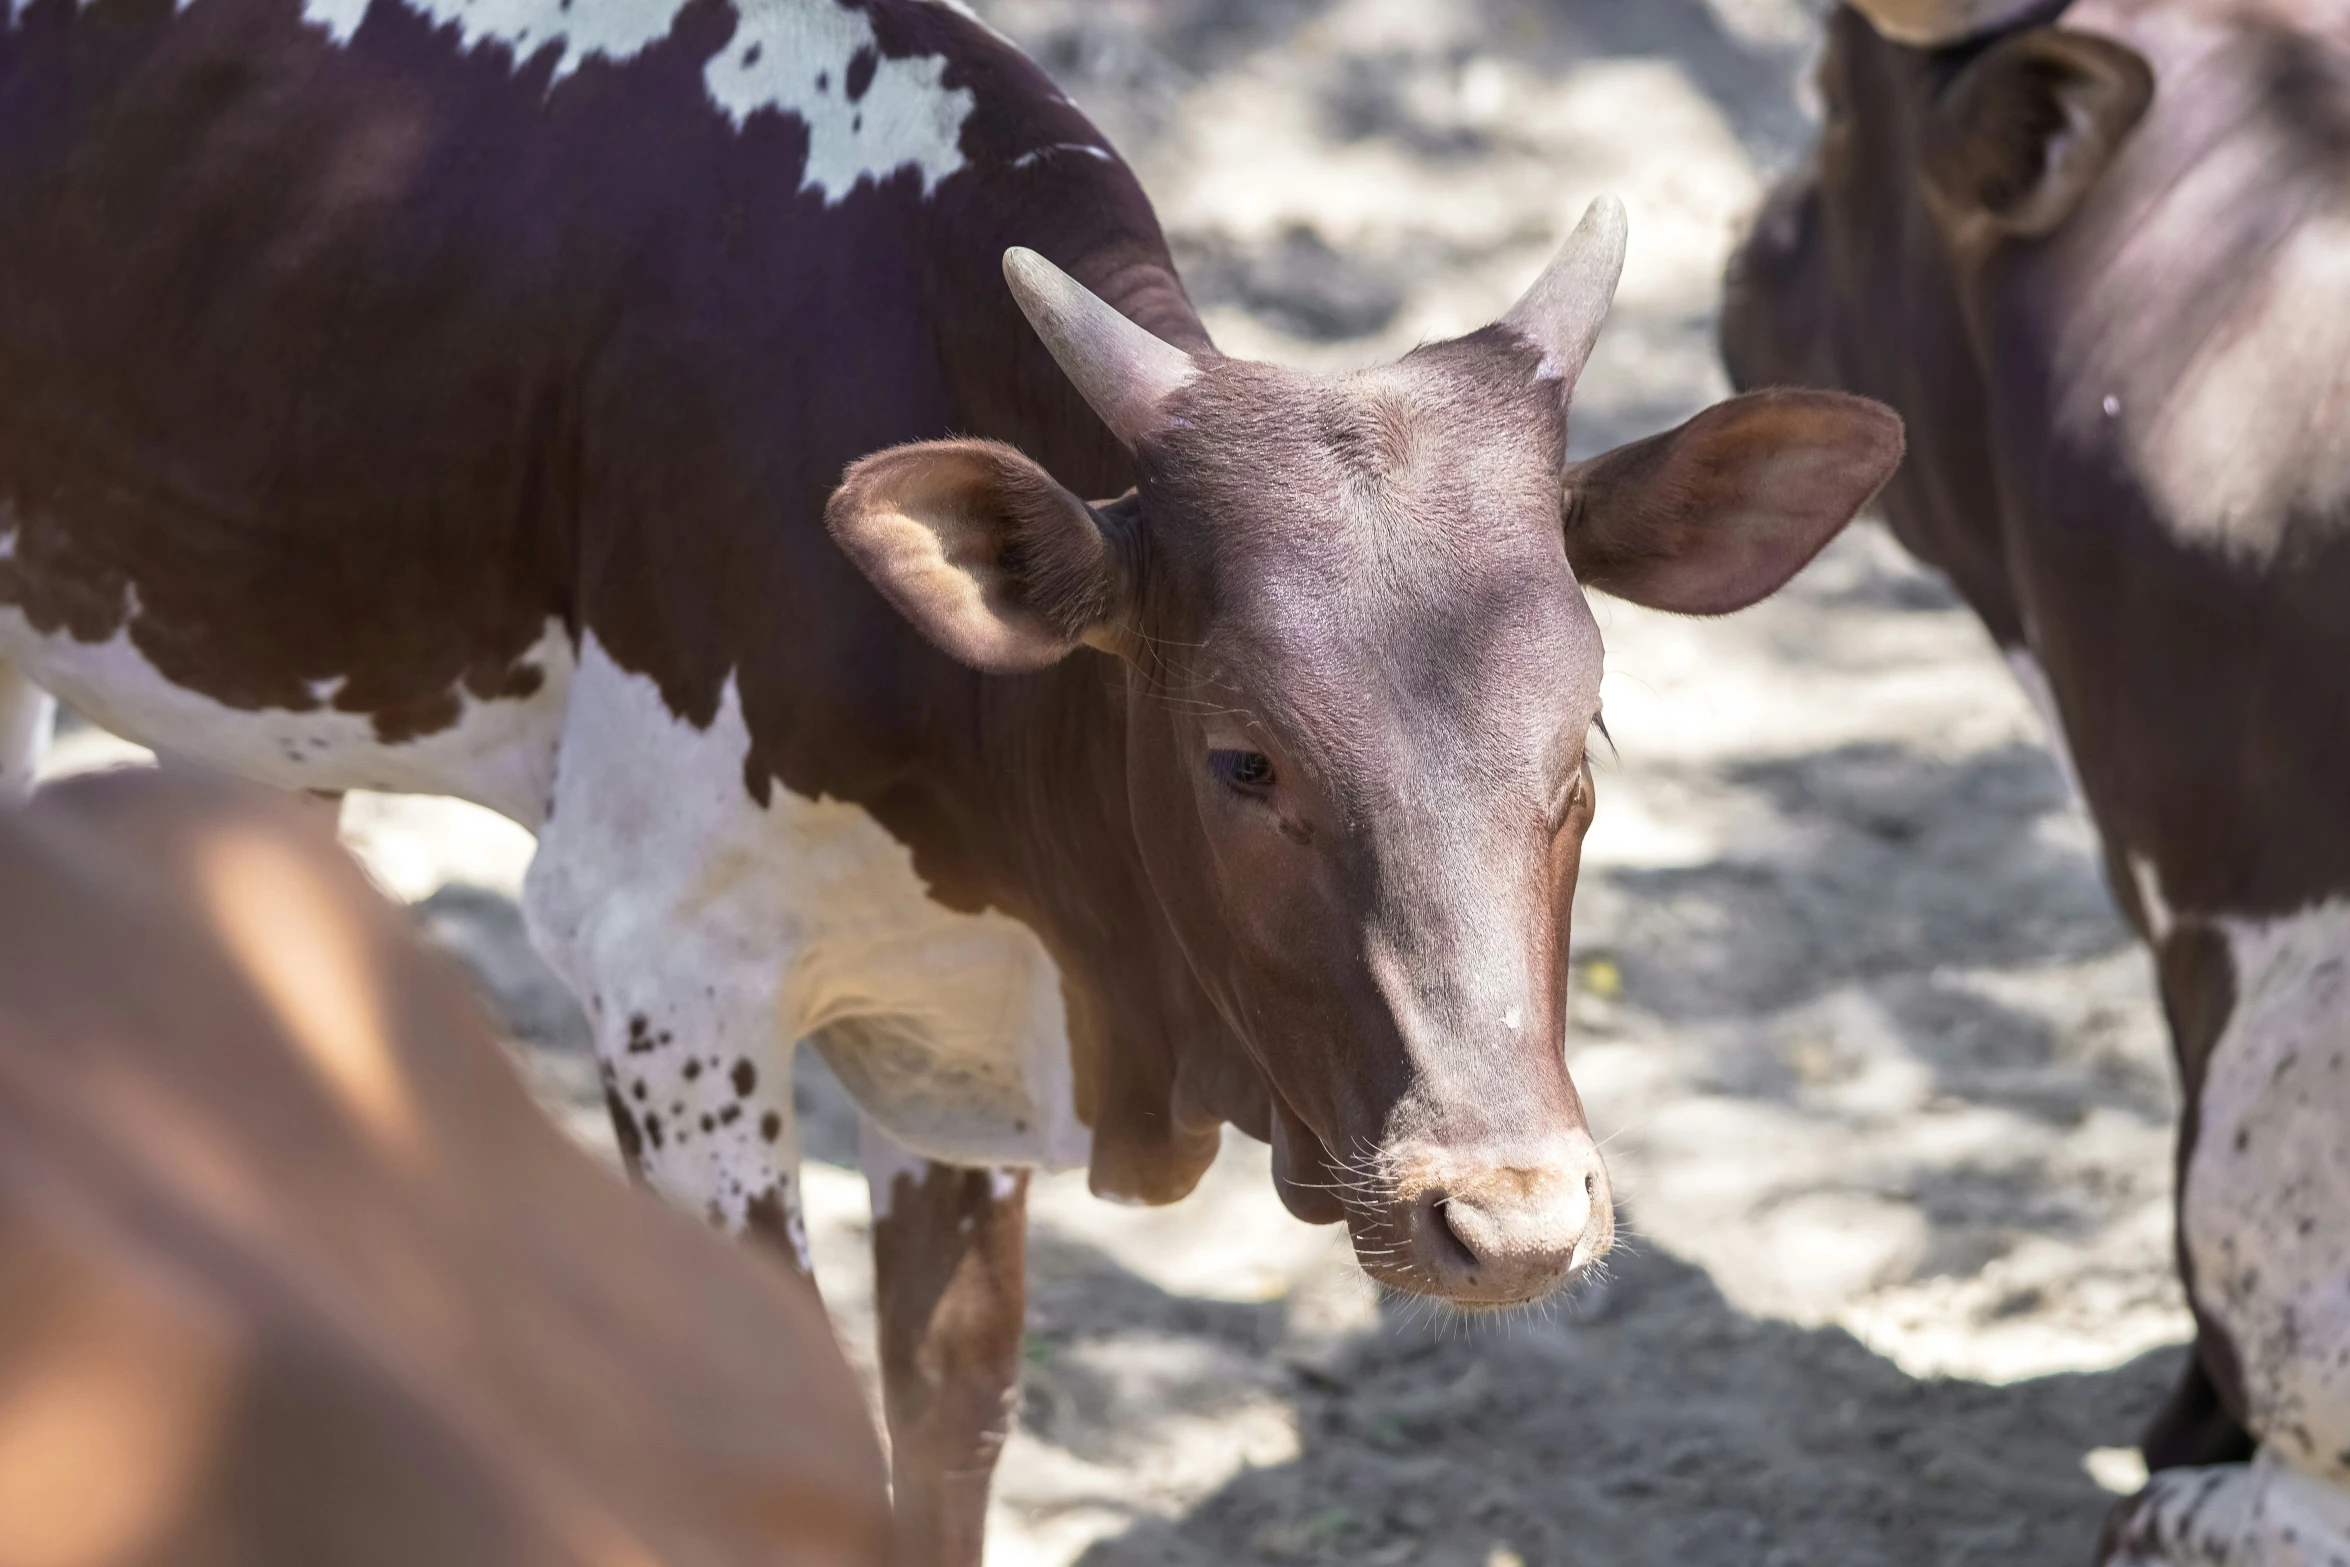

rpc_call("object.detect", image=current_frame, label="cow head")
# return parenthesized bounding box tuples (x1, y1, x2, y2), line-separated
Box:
(828, 198, 1902, 1308)
(1720, 2, 2151, 622)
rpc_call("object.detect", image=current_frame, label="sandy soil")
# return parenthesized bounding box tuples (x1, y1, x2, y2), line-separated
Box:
(38, 2, 2197, 1562)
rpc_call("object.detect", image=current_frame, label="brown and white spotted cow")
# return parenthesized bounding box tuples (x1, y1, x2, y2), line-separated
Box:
(0, 768, 888, 1566)
(1723, 0, 2350, 1560)
(0, 0, 1902, 1555)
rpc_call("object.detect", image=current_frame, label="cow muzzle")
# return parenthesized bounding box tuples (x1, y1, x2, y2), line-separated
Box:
(1364, 1134, 1615, 1307)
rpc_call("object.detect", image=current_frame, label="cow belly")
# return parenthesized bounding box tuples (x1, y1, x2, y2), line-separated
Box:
(2184, 899, 2350, 1484)
(0, 608, 573, 828)
(526, 634, 1090, 1187)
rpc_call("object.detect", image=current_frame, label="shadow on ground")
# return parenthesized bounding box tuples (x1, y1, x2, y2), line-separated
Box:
(1051, 1235, 2168, 1567)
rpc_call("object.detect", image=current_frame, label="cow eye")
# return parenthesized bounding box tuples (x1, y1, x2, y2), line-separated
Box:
(1210, 749, 1276, 791)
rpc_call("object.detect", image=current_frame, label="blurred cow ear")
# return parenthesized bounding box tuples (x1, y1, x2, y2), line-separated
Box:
(827, 440, 1133, 674)
(1924, 27, 2152, 247)
(1562, 389, 1904, 615)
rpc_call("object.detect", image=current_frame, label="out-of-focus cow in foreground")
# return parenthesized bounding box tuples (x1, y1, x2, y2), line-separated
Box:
(1724, 0, 2350, 1558)
(0, 768, 888, 1567)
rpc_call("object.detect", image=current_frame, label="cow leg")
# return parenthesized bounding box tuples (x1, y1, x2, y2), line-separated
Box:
(564, 962, 811, 1280)
(524, 830, 813, 1280)
(523, 650, 822, 1280)
(2098, 1449, 2350, 1566)
(0, 659, 55, 804)
(863, 1118, 1025, 1567)
(2142, 1340, 2256, 1472)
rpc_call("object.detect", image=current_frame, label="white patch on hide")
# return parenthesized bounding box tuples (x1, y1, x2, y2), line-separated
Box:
(2103, 1447, 2350, 1566)
(0, 603, 573, 828)
(860, 1116, 931, 1222)
(2003, 645, 2085, 810)
(298, 0, 370, 40)
(2182, 898, 2350, 1491)
(707, 0, 973, 206)
(298, 0, 977, 206)
(1009, 142, 1113, 169)
(2133, 852, 2176, 947)
(523, 633, 1087, 1262)
(0, 656, 55, 806)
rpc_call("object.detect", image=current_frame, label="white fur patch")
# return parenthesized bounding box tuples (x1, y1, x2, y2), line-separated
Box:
(2184, 899, 2350, 1483)
(2133, 851, 2177, 947)
(859, 1114, 930, 1221)
(294, 0, 976, 206)
(0, 656, 55, 806)
(2104, 1448, 2350, 1566)
(0, 595, 573, 828)
(524, 634, 1087, 1259)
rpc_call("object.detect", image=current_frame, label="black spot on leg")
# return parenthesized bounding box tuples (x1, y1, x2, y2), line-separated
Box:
(699, 1114, 715, 1133)
(760, 1111, 782, 1142)
(644, 1113, 664, 1149)
(683, 1059, 702, 1081)
(606, 1087, 645, 1167)
(626, 1014, 654, 1054)
(815, 68, 829, 91)
(852, 112, 863, 133)
(741, 40, 761, 66)
(844, 42, 877, 100)
(719, 1104, 740, 1126)
(2237, 1127, 2252, 1152)
(732, 1058, 757, 1097)
(632, 1080, 647, 1102)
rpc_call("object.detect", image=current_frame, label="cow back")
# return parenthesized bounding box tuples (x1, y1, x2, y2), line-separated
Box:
(0, 769, 888, 1567)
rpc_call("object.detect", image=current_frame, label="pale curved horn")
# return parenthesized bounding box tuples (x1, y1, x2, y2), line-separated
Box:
(1502, 194, 1628, 386)
(1003, 248, 1198, 449)
(1847, 0, 2055, 45)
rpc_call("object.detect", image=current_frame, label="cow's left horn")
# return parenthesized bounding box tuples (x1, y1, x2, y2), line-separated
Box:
(1004, 248, 1197, 449)
(1502, 194, 1628, 388)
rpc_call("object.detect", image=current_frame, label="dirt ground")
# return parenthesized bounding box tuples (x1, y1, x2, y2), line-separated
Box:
(41, 2, 2198, 1562)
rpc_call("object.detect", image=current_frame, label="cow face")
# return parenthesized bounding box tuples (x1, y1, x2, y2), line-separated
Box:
(1720, 5, 2150, 622)
(830, 199, 1902, 1308)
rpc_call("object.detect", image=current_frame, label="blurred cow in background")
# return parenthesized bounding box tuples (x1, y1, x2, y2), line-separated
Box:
(0, 769, 888, 1567)
(1723, 0, 2350, 1558)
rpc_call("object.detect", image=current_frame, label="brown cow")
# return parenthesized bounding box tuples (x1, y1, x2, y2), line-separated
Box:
(1723, 1, 2350, 1560)
(0, 0, 1902, 1554)
(0, 767, 888, 1566)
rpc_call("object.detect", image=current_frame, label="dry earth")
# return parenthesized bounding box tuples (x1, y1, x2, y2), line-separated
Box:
(40, 1, 2198, 1562)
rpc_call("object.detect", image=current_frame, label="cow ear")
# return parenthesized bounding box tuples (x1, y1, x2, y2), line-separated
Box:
(1924, 27, 2152, 245)
(1562, 389, 1904, 615)
(826, 439, 1131, 674)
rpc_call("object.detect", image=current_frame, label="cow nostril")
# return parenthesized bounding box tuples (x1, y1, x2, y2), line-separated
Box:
(1585, 1171, 1596, 1200)
(1417, 1191, 1479, 1274)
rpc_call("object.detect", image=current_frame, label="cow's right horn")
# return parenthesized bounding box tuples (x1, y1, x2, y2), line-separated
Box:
(1502, 194, 1628, 389)
(1003, 248, 1198, 449)
(1845, 0, 2058, 46)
